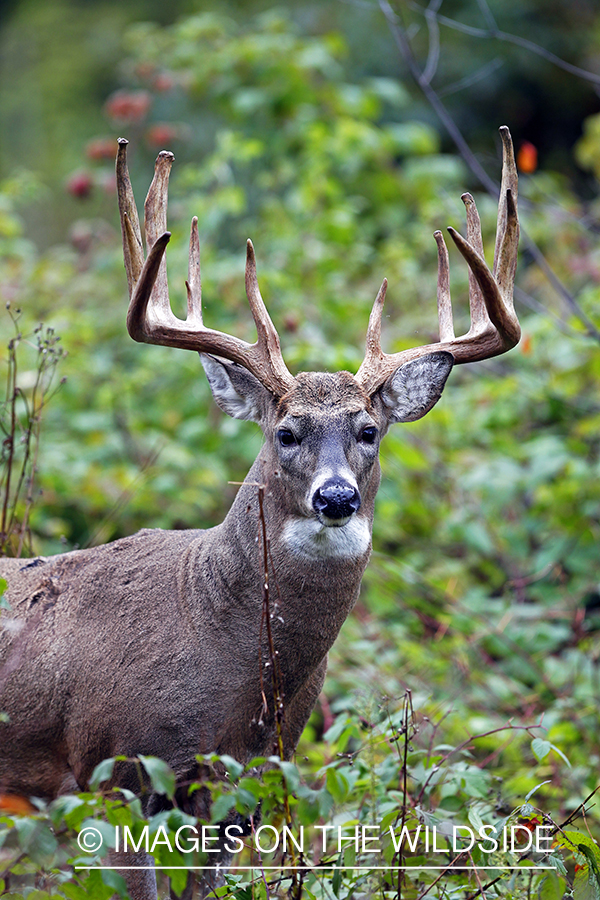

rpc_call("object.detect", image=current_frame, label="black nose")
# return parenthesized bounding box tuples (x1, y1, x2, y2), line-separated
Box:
(312, 480, 361, 520)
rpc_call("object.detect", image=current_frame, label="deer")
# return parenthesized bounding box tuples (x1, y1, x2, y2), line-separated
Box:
(0, 127, 519, 899)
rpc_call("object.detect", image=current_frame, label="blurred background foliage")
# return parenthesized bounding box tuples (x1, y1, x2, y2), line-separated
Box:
(2, 0, 600, 895)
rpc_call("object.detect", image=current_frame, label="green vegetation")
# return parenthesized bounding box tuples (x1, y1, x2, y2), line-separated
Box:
(1, 3, 600, 898)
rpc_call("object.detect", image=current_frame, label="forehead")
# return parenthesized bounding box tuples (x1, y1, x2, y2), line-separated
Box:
(277, 371, 371, 417)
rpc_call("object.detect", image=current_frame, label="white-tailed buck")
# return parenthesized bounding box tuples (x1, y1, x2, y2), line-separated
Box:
(0, 128, 519, 899)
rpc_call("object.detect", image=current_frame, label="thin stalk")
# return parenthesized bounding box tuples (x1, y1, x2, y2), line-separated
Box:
(256, 485, 301, 898)
(0, 340, 17, 553)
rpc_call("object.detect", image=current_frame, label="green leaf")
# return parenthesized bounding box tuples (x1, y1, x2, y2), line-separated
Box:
(549, 742, 571, 768)
(169, 865, 192, 898)
(332, 852, 343, 896)
(277, 757, 300, 793)
(467, 806, 484, 832)
(531, 738, 551, 762)
(234, 787, 259, 816)
(138, 755, 176, 799)
(89, 757, 117, 790)
(539, 870, 566, 900)
(218, 754, 244, 780)
(326, 767, 349, 804)
(77, 816, 117, 853)
(100, 868, 129, 898)
(210, 792, 236, 823)
(525, 780, 552, 801)
(11, 818, 58, 866)
(546, 854, 569, 877)
(574, 855, 600, 900)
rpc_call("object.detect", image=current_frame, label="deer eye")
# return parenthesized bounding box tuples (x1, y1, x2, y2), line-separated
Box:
(359, 426, 378, 445)
(278, 429, 298, 447)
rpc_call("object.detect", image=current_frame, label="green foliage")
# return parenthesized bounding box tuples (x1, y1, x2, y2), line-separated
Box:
(1, 5, 600, 899)
(0, 732, 597, 898)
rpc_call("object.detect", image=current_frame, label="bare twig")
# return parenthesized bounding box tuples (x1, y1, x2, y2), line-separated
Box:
(415, 720, 544, 804)
(387, 690, 416, 897)
(421, 0, 442, 85)
(437, 58, 504, 98)
(415, 0, 600, 88)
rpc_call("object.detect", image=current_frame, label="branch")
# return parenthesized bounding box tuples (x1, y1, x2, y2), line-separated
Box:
(378, 0, 600, 344)
(379, 0, 498, 194)
(422, 0, 600, 89)
(421, 0, 442, 85)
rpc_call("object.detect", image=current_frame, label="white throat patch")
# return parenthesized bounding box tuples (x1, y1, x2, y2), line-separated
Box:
(282, 516, 371, 560)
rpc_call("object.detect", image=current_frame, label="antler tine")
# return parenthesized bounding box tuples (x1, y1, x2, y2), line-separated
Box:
(117, 143, 296, 398)
(433, 231, 454, 342)
(244, 240, 296, 394)
(355, 126, 521, 395)
(186, 216, 202, 324)
(144, 150, 175, 318)
(126, 232, 172, 342)
(494, 125, 519, 285)
(461, 192, 487, 333)
(354, 279, 388, 381)
(116, 139, 144, 298)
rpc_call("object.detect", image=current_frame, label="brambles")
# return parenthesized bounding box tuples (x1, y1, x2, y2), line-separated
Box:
(0, 704, 596, 899)
(0, 306, 65, 557)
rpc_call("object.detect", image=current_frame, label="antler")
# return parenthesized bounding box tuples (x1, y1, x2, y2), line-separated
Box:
(355, 126, 520, 395)
(116, 139, 296, 398)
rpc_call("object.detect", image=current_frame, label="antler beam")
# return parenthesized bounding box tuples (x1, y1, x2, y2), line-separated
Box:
(116, 139, 296, 398)
(355, 126, 520, 395)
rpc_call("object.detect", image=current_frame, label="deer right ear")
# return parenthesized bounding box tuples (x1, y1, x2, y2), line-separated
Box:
(200, 353, 271, 423)
(377, 351, 454, 425)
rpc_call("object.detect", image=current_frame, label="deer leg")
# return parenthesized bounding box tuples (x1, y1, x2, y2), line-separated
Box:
(197, 846, 234, 900)
(107, 848, 157, 900)
(167, 851, 234, 900)
(170, 870, 195, 899)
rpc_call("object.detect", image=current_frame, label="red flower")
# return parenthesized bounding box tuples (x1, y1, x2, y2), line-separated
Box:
(66, 171, 94, 199)
(105, 90, 152, 124)
(86, 137, 116, 161)
(146, 123, 179, 147)
(152, 72, 175, 92)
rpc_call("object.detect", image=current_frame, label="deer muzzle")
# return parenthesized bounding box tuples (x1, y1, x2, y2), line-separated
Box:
(312, 479, 361, 524)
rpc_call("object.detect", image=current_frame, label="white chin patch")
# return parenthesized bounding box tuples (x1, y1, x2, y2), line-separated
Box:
(282, 516, 371, 560)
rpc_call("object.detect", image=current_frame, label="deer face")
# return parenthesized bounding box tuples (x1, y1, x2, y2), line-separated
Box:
(201, 352, 453, 558)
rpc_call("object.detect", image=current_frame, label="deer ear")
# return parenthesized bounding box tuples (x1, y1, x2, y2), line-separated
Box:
(200, 353, 271, 422)
(378, 351, 454, 424)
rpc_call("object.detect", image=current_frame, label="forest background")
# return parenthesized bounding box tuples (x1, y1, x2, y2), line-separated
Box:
(1, 0, 600, 898)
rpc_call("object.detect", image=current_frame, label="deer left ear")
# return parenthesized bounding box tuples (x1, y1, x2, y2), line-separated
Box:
(377, 351, 454, 424)
(200, 353, 272, 423)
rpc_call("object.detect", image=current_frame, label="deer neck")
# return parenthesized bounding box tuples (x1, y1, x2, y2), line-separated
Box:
(222, 445, 378, 629)
(181, 443, 378, 663)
